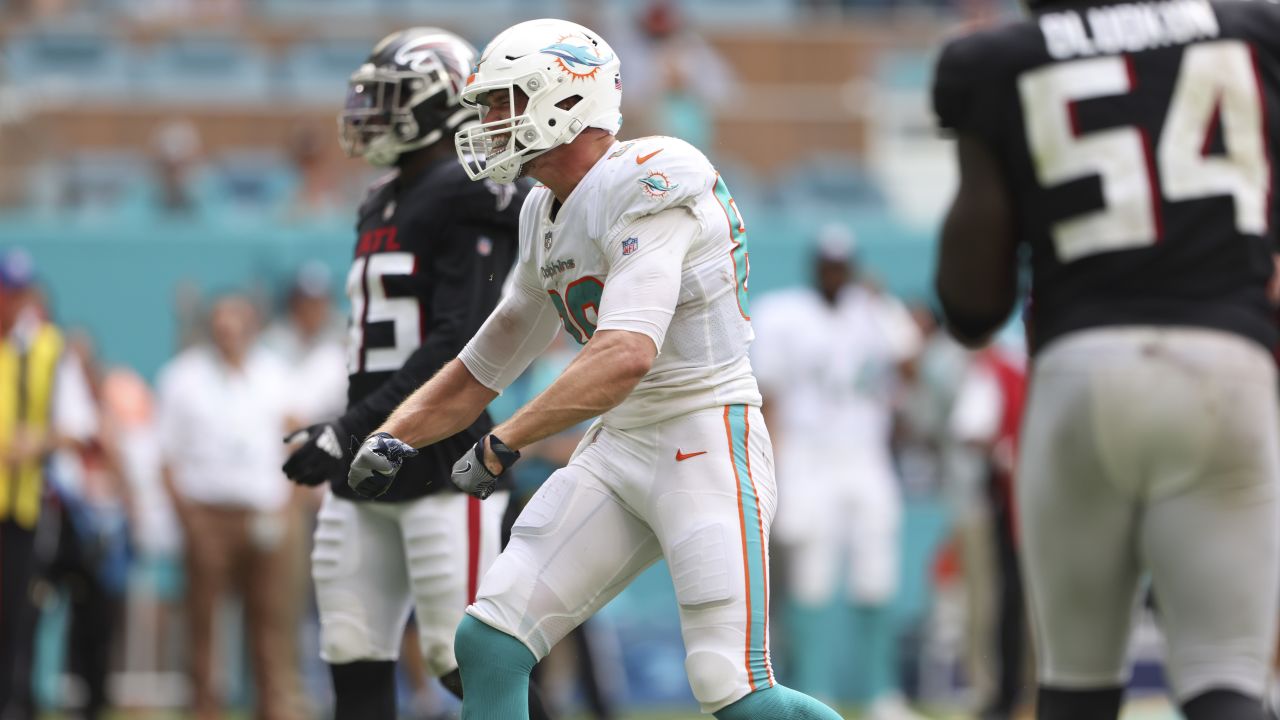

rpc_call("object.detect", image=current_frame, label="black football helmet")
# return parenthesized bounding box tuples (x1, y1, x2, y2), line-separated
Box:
(339, 27, 477, 167)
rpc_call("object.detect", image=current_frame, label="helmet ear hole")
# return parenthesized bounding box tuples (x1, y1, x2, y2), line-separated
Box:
(556, 95, 583, 111)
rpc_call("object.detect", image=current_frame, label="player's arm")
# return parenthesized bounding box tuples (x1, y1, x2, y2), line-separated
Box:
(285, 216, 506, 486)
(346, 260, 563, 498)
(383, 269, 563, 447)
(486, 207, 693, 453)
(935, 132, 1018, 347)
(490, 329, 653, 449)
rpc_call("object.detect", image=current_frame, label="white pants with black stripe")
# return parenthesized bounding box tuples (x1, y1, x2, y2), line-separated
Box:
(468, 404, 777, 713)
(311, 489, 509, 676)
(1019, 326, 1280, 701)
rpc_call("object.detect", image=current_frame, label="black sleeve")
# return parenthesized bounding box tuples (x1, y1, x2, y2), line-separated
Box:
(933, 31, 1008, 148)
(338, 216, 511, 440)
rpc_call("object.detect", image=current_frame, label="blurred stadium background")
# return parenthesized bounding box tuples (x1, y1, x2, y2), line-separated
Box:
(0, 0, 1188, 718)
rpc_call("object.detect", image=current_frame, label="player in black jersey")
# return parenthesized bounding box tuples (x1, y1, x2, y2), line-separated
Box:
(281, 28, 537, 719)
(933, 1, 1280, 719)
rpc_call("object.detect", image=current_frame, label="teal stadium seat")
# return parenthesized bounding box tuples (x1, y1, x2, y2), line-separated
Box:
(138, 37, 271, 104)
(203, 150, 297, 220)
(25, 149, 147, 217)
(777, 155, 887, 211)
(281, 39, 375, 105)
(3, 28, 134, 101)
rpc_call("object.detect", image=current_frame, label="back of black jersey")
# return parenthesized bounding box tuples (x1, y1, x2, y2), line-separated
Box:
(338, 157, 526, 502)
(934, 0, 1280, 352)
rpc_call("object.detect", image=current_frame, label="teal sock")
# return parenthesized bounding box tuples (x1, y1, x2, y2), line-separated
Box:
(852, 603, 898, 704)
(454, 615, 537, 720)
(714, 684, 846, 719)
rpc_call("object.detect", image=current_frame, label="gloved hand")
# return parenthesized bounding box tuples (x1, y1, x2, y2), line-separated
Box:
(451, 434, 520, 500)
(347, 432, 419, 499)
(283, 422, 347, 487)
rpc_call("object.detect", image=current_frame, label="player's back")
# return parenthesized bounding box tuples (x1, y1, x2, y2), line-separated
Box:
(934, 0, 1280, 353)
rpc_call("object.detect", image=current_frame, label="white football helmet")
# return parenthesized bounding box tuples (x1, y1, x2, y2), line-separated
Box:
(454, 19, 623, 184)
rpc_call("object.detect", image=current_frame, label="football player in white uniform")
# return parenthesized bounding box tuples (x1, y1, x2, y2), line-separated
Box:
(751, 227, 923, 720)
(345, 17, 845, 720)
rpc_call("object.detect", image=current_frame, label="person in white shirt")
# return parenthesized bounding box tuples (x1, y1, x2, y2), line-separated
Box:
(751, 227, 924, 720)
(259, 262, 347, 424)
(344, 17, 844, 720)
(156, 294, 301, 720)
(258, 263, 348, 714)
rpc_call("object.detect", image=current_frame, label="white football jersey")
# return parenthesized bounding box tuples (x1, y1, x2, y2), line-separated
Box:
(752, 286, 921, 450)
(517, 136, 760, 428)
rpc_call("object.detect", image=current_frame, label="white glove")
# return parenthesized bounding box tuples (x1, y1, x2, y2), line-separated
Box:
(347, 432, 418, 499)
(451, 434, 520, 500)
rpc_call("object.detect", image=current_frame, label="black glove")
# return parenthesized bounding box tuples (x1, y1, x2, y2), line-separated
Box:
(283, 422, 347, 487)
(347, 432, 419, 499)
(451, 434, 520, 500)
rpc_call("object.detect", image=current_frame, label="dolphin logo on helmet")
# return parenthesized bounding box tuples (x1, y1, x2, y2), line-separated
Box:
(540, 41, 614, 79)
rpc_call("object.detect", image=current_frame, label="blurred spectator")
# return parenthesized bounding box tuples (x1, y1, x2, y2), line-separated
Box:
(155, 293, 302, 720)
(260, 262, 347, 424)
(101, 365, 187, 707)
(613, 0, 734, 150)
(259, 262, 347, 713)
(148, 120, 204, 216)
(895, 303, 969, 499)
(35, 330, 131, 720)
(0, 248, 99, 719)
(282, 129, 347, 223)
(894, 303, 977, 705)
(751, 225, 924, 720)
(948, 332, 1028, 720)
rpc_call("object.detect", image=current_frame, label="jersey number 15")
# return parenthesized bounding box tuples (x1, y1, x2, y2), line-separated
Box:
(1019, 40, 1271, 263)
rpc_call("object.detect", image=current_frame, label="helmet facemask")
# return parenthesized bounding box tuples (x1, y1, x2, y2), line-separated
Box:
(339, 54, 469, 167)
(454, 20, 622, 185)
(455, 72, 591, 184)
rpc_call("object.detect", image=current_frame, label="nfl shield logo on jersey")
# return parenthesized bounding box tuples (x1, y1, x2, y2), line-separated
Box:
(544, 230, 554, 250)
(622, 236, 639, 256)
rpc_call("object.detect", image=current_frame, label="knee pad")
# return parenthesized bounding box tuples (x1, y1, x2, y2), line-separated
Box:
(318, 591, 376, 664)
(320, 614, 373, 665)
(685, 650, 740, 708)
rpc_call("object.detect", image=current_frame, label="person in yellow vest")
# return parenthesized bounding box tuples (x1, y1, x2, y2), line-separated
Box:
(0, 248, 98, 717)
